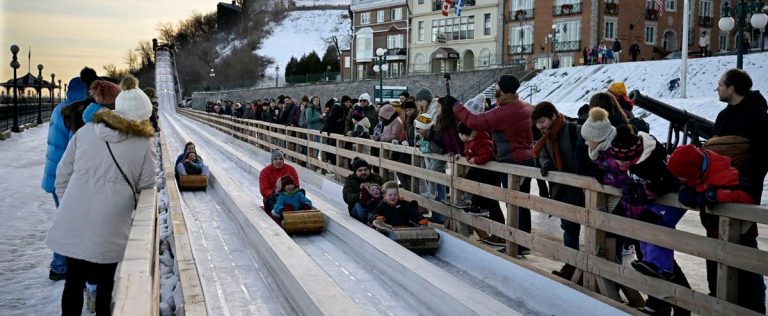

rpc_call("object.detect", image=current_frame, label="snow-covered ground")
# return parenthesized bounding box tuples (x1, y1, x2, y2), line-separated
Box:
(258, 10, 351, 79)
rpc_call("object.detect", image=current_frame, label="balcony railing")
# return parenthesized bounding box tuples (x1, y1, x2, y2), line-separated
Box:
(604, 2, 619, 15)
(646, 8, 660, 20)
(553, 2, 582, 16)
(698, 15, 713, 27)
(554, 40, 581, 52)
(386, 48, 407, 56)
(511, 8, 534, 20)
(433, 0, 475, 11)
(509, 44, 534, 54)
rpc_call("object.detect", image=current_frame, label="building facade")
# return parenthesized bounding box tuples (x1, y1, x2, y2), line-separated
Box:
(408, 0, 504, 74)
(502, 0, 746, 69)
(349, 0, 410, 80)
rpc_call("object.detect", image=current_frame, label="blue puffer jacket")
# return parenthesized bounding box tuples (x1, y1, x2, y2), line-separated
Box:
(41, 77, 87, 193)
(82, 102, 106, 124)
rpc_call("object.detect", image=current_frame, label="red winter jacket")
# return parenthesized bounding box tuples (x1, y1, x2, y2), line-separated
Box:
(258, 164, 300, 198)
(453, 94, 534, 163)
(463, 131, 495, 165)
(690, 150, 753, 204)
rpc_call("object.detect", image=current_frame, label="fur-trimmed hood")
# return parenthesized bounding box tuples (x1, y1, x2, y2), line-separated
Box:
(91, 109, 155, 141)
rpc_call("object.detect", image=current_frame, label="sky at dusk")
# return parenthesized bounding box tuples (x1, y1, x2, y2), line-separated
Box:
(1, 0, 217, 87)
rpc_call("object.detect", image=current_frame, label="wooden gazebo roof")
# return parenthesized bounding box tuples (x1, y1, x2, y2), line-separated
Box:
(1, 73, 58, 89)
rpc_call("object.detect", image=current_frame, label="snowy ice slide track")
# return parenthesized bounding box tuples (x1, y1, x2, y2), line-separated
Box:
(165, 107, 628, 315)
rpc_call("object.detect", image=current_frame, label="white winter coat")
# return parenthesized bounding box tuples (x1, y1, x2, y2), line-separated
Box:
(47, 110, 156, 264)
(699, 35, 710, 47)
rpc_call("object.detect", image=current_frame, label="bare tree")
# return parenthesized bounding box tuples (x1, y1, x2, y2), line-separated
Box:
(156, 22, 175, 44)
(124, 49, 139, 73)
(136, 40, 154, 67)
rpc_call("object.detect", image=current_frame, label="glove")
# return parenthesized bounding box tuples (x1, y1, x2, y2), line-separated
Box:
(696, 188, 718, 211)
(401, 140, 409, 146)
(677, 186, 697, 208)
(540, 162, 553, 177)
(463, 93, 486, 113)
(392, 139, 400, 144)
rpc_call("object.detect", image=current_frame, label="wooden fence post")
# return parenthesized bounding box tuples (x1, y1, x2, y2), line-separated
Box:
(505, 174, 520, 257)
(716, 216, 741, 304)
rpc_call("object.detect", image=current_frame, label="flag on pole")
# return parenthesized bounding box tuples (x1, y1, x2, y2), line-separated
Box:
(653, 0, 664, 16)
(442, 0, 452, 16)
(455, 0, 464, 17)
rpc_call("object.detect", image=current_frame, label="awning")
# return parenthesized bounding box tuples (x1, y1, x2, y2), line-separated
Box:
(431, 47, 459, 60)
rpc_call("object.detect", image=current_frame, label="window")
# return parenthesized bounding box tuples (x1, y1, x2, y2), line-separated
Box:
(361, 13, 370, 25)
(344, 56, 351, 68)
(665, 0, 675, 11)
(418, 21, 425, 41)
(356, 28, 373, 60)
(604, 19, 616, 39)
(511, 0, 533, 10)
(377, 10, 384, 23)
(700, 0, 712, 16)
(510, 25, 533, 50)
(431, 15, 475, 42)
(719, 33, 729, 51)
(387, 34, 404, 49)
(356, 64, 366, 79)
(391, 8, 402, 21)
(414, 53, 427, 72)
(418, 0, 424, 4)
(644, 25, 656, 44)
(554, 20, 581, 43)
(534, 57, 552, 69)
(483, 13, 492, 35)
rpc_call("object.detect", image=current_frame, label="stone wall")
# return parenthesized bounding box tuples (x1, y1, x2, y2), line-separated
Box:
(189, 65, 527, 109)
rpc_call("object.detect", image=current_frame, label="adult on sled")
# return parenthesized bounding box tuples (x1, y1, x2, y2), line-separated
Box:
(259, 149, 300, 212)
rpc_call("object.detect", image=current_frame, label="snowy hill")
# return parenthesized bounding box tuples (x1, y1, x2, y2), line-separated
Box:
(519, 52, 768, 141)
(258, 10, 351, 79)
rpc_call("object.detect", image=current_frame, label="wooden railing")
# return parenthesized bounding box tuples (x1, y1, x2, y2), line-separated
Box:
(179, 108, 767, 315)
(113, 188, 160, 316)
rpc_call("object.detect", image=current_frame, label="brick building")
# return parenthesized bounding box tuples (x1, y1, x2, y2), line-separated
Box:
(347, 0, 410, 80)
(503, 0, 750, 69)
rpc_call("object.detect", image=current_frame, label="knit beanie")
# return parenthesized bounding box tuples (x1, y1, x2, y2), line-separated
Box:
(351, 157, 370, 172)
(341, 95, 351, 104)
(413, 113, 433, 130)
(301, 95, 309, 103)
(114, 76, 152, 121)
(497, 75, 520, 94)
(280, 175, 295, 188)
(90, 80, 120, 106)
(359, 93, 371, 103)
(271, 149, 285, 161)
(352, 110, 365, 121)
(667, 144, 706, 183)
(581, 107, 615, 143)
(608, 125, 643, 161)
(463, 93, 486, 113)
(379, 104, 396, 120)
(608, 82, 628, 96)
(414, 88, 433, 103)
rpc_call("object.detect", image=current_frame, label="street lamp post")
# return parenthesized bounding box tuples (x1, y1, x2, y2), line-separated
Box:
(10, 45, 21, 133)
(719, 1, 768, 69)
(57, 79, 62, 100)
(372, 48, 389, 105)
(49, 73, 55, 116)
(275, 65, 280, 87)
(36, 64, 43, 125)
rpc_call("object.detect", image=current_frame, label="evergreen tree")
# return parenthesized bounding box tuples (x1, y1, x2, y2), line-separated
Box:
(321, 45, 340, 73)
(305, 51, 322, 75)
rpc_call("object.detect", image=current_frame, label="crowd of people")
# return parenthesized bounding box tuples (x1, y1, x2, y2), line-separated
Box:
(212, 68, 766, 314)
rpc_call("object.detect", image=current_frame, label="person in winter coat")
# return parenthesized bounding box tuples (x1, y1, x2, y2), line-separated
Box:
(699, 31, 710, 57)
(175, 142, 204, 166)
(47, 75, 156, 315)
(298, 98, 308, 128)
(325, 97, 349, 136)
(608, 124, 692, 315)
(589, 92, 629, 127)
(259, 149, 300, 212)
(176, 151, 209, 176)
(347, 110, 371, 139)
(271, 175, 313, 219)
(41, 73, 89, 281)
(629, 41, 640, 62)
(357, 93, 378, 134)
(82, 79, 120, 125)
(376, 104, 403, 143)
(374, 181, 428, 227)
(531, 102, 585, 279)
(612, 39, 622, 63)
(305, 96, 324, 131)
(280, 99, 301, 127)
(668, 144, 765, 313)
(343, 158, 385, 216)
(60, 68, 100, 134)
(453, 74, 534, 254)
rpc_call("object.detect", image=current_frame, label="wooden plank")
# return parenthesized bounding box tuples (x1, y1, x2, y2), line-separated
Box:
(716, 216, 741, 304)
(653, 194, 768, 225)
(505, 174, 521, 257)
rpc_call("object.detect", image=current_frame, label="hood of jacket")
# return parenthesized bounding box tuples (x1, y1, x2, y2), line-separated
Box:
(743, 90, 768, 111)
(633, 132, 658, 164)
(696, 150, 741, 189)
(91, 110, 155, 142)
(356, 116, 371, 130)
(66, 77, 88, 103)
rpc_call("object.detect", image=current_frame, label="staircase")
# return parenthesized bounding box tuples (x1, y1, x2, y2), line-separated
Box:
(455, 64, 540, 104)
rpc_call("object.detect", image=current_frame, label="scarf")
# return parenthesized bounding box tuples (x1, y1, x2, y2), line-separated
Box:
(587, 128, 616, 160)
(533, 114, 565, 171)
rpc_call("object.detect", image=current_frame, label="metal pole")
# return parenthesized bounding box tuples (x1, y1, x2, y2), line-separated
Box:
(681, 0, 689, 98)
(379, 57, 384, 105)
(36, 64, 43, 124)
(50, 73, 55, 116)
(10, 45, 20, 133)
(736, 0, 746, 69)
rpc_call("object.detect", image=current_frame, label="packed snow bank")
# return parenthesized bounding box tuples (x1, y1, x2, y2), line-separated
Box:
(155, 135, 179, 316)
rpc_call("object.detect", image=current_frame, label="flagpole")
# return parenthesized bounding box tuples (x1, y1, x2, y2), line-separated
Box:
(681, 0, 689, 98)
(28, 47, 31, 74)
